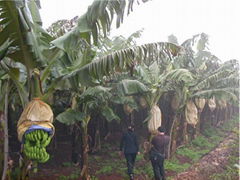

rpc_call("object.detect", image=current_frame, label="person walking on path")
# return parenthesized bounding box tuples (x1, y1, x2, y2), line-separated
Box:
(150, 126, 170, 180)
(119, 125, 140, 180)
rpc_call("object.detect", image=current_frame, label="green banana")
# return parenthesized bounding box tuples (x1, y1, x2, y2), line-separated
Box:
(39, 153, 49, 163)
(44, 137, 51, 147)
(40, 130, 45, 140)
(23, 130, 51, 163)
(26, 133, 33, 141)
(37, 130, 41, 140)
(42, 132, 48, 142)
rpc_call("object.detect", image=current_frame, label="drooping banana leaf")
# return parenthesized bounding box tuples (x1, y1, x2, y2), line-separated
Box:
(117, 79, 149, 96)
(79, 86, 112, 103)
(191, 61, 238, 91)
(0, 0, 53, 68)
(0, 61, 28, 107)
(101, 106, 120, 122)
(65, 42, 182, 86)
(161, 68, 194, 87)
(191, 88, 238, 102)
(0, 39, 13, 61)
(56, 108, 86, 125)
(52, 0, 150, 50)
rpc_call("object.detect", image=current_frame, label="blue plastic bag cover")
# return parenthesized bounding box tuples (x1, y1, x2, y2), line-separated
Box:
(23, 125, 53, 143)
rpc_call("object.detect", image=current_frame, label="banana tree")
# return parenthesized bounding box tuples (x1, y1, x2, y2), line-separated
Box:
(167, 35, 239, 154)
(56, 85, 120, 179)
(0, 57, 28, 179)
(54, 68, 150, 179)
(0, 0, 150, 169)
(165, 62, 238, 157)
(0, 0, 54, 108)
(189, 59, 239, 127)
(112, 57, 194, 159)
(182, 34, 239, 134)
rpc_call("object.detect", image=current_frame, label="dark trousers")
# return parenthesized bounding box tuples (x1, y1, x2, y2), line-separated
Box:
(150, 153, 165, 180)
(124, 153, 137, 176)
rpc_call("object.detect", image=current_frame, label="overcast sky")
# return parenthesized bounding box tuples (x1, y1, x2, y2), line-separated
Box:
(40, 0, 240, 62)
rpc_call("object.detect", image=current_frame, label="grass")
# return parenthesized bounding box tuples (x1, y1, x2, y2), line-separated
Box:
(136, 153, 144, 161)
(58, 170, 80, 180)
(165, 158, 191, 173)
(176, 147, 206, 162)
(141, 164, 154, 177)
(91, 176, 99, 180)
(62, 161, 73, 167)
(135, 160, 153, 178)
(96, 165, 113, 175)
(94, 156, 101, 162)
(221, 116, 239, 132)
(191, 135, 214, 149)
(91, 147, 154, 178)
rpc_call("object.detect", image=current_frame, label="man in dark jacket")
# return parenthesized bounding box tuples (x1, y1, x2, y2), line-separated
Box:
(150, 126, 170, 180)
(119, 125, 139, 180)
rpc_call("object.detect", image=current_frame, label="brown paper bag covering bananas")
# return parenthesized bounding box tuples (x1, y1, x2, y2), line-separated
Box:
(185, 100, 198, 126)
(208, 97, 216, 112)
(148, 105, 162, 134)
(217, 99, 227, 109)
(194, 98, 206, 112)
(17, 98, 55, 142)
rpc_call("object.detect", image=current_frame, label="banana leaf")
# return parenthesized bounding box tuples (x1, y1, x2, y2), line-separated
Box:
(56, 108, 86, 125)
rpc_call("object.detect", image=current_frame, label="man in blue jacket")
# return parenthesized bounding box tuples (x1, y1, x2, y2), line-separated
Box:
(119, 125, 139, 180)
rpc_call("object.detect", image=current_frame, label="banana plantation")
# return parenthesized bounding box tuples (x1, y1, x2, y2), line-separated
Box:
(0, 0, 239, 180)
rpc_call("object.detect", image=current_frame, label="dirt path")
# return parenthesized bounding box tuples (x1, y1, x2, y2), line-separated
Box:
(173, 132, 238, 180)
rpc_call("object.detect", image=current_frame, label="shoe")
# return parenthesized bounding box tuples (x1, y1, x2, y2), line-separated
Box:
(129, 174, 134, 180)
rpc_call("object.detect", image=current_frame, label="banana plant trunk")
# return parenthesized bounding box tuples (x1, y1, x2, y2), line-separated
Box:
(224, 107, 228, 122)
(168, 113, 181, 158)
(195, 114, 201, 138)
(193, 110, 202, 139)
(227, 105, 233, 121)
(1, 80, 9, 180)
(92, 118, 101, 153)
(182, 112, 189, 145)
(182, 122, 188, 144)
(71, 125, 78, 164)
(81, 117, 90, 180)
(18, 158, 31, 180)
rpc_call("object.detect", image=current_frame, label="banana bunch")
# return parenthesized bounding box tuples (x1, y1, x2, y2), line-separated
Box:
(23, 129, 51, 163)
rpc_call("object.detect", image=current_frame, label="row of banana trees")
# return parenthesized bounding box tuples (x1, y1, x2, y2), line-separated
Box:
(0, 0, 150, 179)
(0, 0, 165, 179)
(0, 0, 239, 179)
